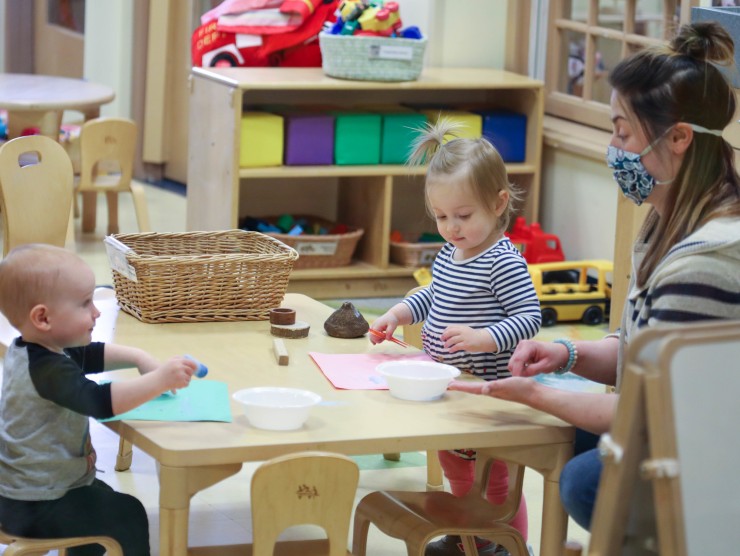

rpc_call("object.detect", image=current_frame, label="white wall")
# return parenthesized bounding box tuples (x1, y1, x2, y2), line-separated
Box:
(541, 149, 617, 261)
(83, 1, 133, 118)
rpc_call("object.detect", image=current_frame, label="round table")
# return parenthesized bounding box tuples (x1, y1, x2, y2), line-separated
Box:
(0, 73, 115, 139)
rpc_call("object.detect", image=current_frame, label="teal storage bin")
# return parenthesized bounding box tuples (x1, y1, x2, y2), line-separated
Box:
(334, 112, 381, 165)
(380, 112, 427, 164)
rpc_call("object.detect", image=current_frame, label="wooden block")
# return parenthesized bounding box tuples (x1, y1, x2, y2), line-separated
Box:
(270, 307, 296, 325)
(272, 338, 289, 366)
(270, 321, 310, 339)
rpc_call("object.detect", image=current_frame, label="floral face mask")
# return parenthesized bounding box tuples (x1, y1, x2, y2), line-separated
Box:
(606, 124, 724, 206)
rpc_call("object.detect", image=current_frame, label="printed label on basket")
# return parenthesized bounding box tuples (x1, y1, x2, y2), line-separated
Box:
(368, 44, 414, 61)
(418, 249, 439, 265)
(104, 236, 137, 282)
(294, 240, 338, 256)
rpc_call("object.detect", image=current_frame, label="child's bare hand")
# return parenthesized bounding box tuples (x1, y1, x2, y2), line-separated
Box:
(508, 339, 568, 377)
(157, 356, 197, 393)
(369, 313, 399, 345)
(441, 326, 493, 353)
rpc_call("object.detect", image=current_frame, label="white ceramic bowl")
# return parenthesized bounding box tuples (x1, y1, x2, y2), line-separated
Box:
(376, 361, 461, 401)
(232, 387, 321, 430)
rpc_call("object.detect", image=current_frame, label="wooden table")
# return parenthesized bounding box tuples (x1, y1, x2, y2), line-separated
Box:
(0, 73, 115, 139)
(104, 294, 574, 556)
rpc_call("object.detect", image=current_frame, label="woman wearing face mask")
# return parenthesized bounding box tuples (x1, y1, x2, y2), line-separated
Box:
(448, 21, 740, 531)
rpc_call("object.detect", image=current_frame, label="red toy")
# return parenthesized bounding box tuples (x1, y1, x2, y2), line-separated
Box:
(505, 217, 565, 264)
(191, 0, 338, 68)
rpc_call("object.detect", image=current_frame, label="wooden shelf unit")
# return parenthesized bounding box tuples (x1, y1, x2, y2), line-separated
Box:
(187, 67, 544, 298)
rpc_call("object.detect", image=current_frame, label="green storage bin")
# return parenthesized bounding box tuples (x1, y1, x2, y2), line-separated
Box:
(333, 112, 381, 165)
(380, 111, 427, 164)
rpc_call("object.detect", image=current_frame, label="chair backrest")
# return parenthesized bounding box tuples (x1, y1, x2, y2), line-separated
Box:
(588, 320, 740, 556)
(0, 135, 74, 256)
(250, 451, 359, 556)
(468, 448, 526, 523)
(77, 118, 136, 192)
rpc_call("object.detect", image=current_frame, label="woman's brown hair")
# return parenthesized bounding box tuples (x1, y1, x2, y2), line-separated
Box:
(609, 21, 740, 287)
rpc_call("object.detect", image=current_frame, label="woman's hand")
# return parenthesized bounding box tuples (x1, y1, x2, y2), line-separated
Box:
(448, 376, 536, 404)
(441, 325, 495, 353)
(508, 339, 569, 377)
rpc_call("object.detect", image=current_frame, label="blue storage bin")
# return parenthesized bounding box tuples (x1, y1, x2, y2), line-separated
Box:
(479, 111, 527, 163)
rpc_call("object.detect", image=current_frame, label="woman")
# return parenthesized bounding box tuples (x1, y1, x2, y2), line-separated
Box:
(449, 21, 740, 531)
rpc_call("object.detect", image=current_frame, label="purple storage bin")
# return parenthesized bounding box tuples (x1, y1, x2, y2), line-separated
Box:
(284, 114, 335, 165)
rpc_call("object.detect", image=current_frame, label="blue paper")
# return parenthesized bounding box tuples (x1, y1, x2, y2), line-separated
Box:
(100, 380, 232, 422)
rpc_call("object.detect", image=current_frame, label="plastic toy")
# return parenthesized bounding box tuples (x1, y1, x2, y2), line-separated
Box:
(527, 259, 613, 326)
(357, 1, 401, 36)
(505, 217, 565, 264)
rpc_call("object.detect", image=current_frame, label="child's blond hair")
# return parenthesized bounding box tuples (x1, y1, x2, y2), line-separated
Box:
(0, 244, 82, 328)
(407, 118, 522, 232)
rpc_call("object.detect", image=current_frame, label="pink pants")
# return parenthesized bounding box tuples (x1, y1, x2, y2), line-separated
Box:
(438, 450, 528, 540)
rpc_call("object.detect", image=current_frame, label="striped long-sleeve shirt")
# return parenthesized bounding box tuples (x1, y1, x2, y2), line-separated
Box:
(615, 212, 740, 389)
(403, 238, 541, 380)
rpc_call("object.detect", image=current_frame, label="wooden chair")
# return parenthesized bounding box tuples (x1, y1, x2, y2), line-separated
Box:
(0, 527, 123, 555)
(573, 320, 740, 555)
(0, 135, 75, 256)
(249, 451, 359, 556)
(75, 117, 150, 235)
(352, 448, 529, 556)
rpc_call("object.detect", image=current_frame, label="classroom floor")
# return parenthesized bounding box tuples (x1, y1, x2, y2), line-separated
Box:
(1, 182, 592, 555)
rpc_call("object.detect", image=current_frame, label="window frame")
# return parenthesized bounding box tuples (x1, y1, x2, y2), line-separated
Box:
(541, 0, 699, 131)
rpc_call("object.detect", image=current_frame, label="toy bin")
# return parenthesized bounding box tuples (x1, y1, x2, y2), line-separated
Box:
(240, 111, 284, 167)
(420, 110, 482, 140)
(257, 215, 364, 269)
(479, 110, 527, 163)
(105, 230, 298, 323)
(390, 232, 445, 268)
(283, 113, 335, 165)
(319, 32, 427, 82)
(380, 110, 427, 164)
(333, 112, 381, 165)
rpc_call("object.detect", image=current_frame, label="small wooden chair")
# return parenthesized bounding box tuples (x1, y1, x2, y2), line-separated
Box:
(352, 449, 529, 556)
(0, 527, 123, 556)
(75, 117, 150, 235)
(0, 135, 75, 256)
(249, 451, 359, 556)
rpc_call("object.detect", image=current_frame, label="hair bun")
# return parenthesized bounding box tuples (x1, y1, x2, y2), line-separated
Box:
(671, 21, 735, 66)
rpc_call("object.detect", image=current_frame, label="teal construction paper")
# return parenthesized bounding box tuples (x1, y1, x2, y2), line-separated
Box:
(100, 380, 232, 423)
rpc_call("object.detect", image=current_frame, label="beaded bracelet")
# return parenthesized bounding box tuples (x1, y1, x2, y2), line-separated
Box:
(553, 338, 577, 375)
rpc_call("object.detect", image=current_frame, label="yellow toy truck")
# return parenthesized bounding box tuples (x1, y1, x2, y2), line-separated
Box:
(528, 259, 613, 326)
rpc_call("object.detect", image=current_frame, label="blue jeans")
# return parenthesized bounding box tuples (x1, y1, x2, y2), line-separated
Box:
(559, 429, 602, 531)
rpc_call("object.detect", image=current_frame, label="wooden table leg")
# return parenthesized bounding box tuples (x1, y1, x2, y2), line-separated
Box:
(157, 462, 243, 556)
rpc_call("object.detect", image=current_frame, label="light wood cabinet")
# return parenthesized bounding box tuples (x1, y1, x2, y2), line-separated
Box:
(187, 67, 544, 299)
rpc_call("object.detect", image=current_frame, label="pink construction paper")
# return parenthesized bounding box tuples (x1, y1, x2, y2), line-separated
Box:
(309, 351, 435, 390)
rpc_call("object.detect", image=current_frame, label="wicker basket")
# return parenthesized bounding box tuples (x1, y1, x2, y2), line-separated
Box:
(263, 215, 363, 269)
(319, 32, 427, 82)
(106, 230, 298, 323)
(390, 234, 444, 268)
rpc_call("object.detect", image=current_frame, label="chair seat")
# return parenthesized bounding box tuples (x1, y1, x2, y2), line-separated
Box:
(352, 452, 529, 556)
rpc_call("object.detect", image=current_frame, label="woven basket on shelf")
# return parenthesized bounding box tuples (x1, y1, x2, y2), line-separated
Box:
(107, 230, 298, 323)
(319, 32, 427, 82)
(263, 215, 364, 270)
(390, 233, 444, 268)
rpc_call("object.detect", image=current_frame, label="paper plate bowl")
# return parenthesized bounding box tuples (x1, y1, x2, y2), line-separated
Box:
(376, 361, 461, 401)
(232, 387, 321, 430)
